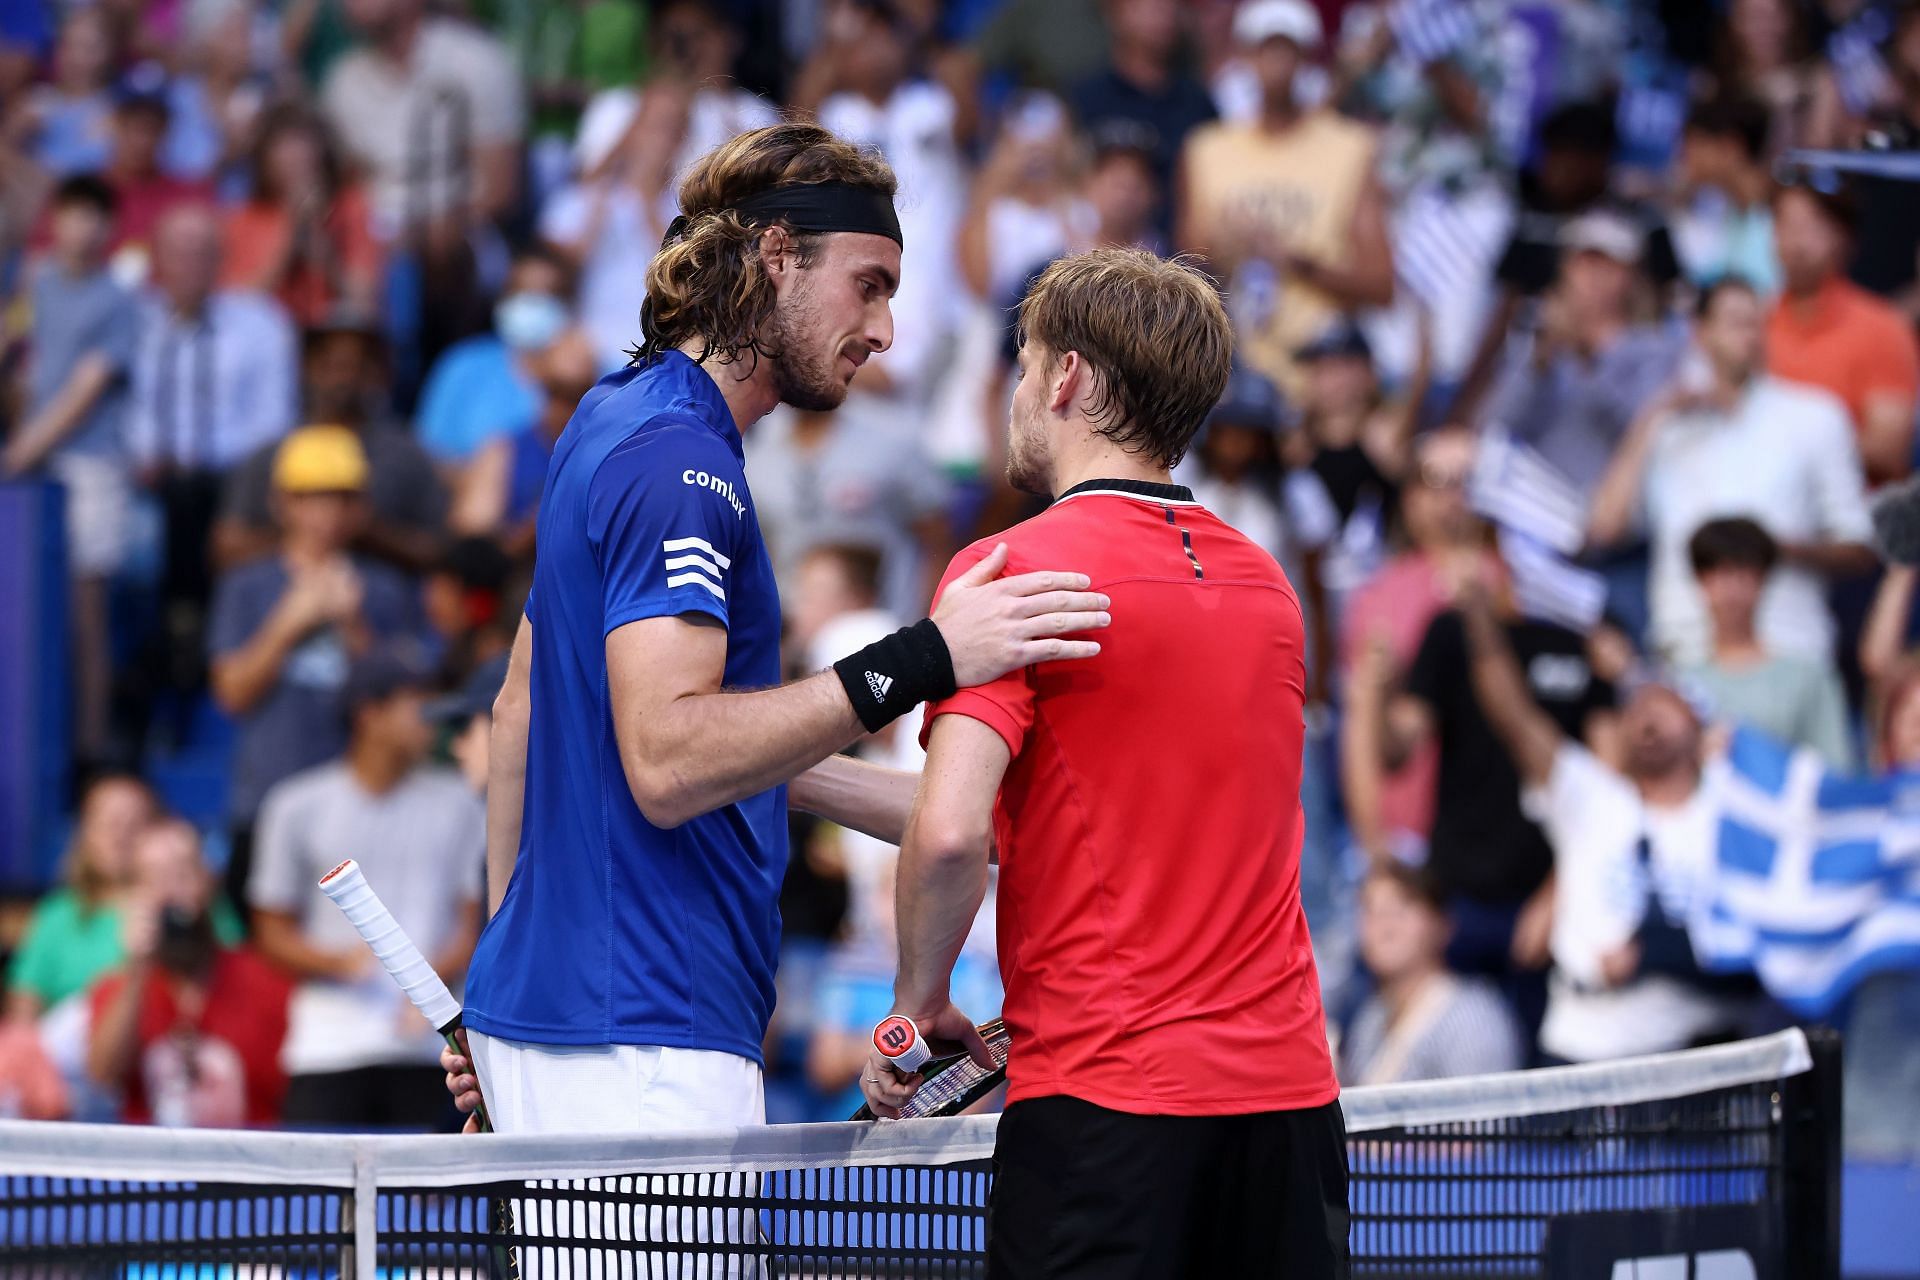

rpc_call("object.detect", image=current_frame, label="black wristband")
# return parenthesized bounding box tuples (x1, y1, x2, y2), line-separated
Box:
(833, 619, 958, 732)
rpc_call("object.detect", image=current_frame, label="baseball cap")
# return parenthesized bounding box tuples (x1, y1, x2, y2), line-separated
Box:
(1208, 366, 1290, 433)
(1233, 0, 1323, 50)
(273, 425, 369, 494)
(1560, 209, 1642, 265)
(114, 63, 171, 115)
(1295, 318, 1374, 364)
(343, 646, 436, 712)
(424, 654, 511, 725)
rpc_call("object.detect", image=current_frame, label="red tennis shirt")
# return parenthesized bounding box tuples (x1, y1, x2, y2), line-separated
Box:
(925, 478, 1338, 1116)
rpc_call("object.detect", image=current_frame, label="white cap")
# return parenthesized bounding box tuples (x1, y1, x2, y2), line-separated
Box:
(1234, 0, 1323, 51)
(1560, 208, 1643, 265)
(872, 1014, 933, 1074)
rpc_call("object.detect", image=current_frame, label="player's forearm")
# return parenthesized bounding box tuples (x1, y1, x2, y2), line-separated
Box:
(790, 753, 919, 846)
(485, 620, 532, 917)
(892, 811, 990, 1014)
(625, 672, 864, 829)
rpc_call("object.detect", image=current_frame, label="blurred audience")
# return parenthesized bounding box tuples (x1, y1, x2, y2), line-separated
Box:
(7, 177, 139, 765)
(1337, 861, 1524, 1086)
(1589, 276, 1874, 667)
(207, 425, 428, 913)
(1178, 0, 1392, 398)
(5, 774, 158, 1023)
(1068, 0, 1215, 237)
(1681, 517, 1853, 768)
(87, 817, 291, 1127)
(1481, 209, 1681, 497)
(1340, 426, 1485, 862)
(1362, 551, 1616, 1043)
(215, 310, 446, 574)
(248, 649, 481, 1129)
(414, 246, 574, 465)
(1671, 96, 1781, 294)
(449, 330, 596, 558)
(748, 405, 953, 618)
(1766, 178, 1919, 485)
(220, 103, 381, 325)
(1451, 575, 1768, 1063)
(2, 0, 1920, 1142)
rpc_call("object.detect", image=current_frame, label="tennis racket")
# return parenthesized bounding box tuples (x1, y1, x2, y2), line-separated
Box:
(850, 1018, 1011, 1120)
(317, 859, 492, 1132)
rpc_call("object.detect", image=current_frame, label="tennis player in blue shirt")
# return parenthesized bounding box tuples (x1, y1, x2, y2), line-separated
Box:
(443, 124, 1112, 1135)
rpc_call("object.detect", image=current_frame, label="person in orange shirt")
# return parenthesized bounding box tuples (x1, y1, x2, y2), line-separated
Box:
(221, 104, 383, 327)
(1766, 179, 1920, 486)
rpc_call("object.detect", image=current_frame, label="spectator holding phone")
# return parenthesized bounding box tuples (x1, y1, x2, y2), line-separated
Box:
(86, 818, 292, 1127)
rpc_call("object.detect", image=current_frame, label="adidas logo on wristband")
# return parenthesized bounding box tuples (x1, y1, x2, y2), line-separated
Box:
(866, 670, 894, 702)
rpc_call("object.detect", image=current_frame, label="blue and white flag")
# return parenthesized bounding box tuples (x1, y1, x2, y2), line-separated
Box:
(1697, 728, 1920, 1017)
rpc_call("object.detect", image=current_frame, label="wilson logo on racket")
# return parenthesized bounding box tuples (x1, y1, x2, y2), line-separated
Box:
(873, 1015, 932, 1073)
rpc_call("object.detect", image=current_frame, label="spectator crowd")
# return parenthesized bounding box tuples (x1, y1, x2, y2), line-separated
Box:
(1, 0, 1918, 1155)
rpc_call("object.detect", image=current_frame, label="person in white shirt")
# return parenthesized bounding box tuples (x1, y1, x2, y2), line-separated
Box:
(249, 650, 484, 1128)
(809, 0, 967, 404)
(541, 83, 691, 372)
(1449, 572, 1761, 1064)
(569, 0, 777, 194)
(320, 0, 525, 240)
(1588, 275, 1876, 666)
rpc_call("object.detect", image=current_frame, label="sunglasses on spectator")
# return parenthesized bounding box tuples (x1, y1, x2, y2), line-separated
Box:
(1417, 464, 1470, 491)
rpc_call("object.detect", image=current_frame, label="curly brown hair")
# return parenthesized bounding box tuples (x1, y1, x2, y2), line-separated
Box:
(1015, 249, 1233, 470)
(629, 122, 897, 368)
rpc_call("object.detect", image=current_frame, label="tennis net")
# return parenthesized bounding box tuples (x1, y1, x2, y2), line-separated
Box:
(0, 1028, 1838, 1279)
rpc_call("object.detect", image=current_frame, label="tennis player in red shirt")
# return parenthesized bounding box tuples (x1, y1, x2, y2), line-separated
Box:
(859, 248, 1348, 1277)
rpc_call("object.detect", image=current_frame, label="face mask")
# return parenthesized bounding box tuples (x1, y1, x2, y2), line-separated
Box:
(494, 292, 569, 352)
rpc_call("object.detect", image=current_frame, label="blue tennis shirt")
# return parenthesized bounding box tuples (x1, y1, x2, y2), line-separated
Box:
(464, 351, 787, 1062)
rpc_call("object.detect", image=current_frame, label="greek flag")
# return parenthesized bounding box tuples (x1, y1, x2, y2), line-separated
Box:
(1697, 728, 1920, 1017)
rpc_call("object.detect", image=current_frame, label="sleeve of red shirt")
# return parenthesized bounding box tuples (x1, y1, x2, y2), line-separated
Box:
(919, 541, 1039, 758)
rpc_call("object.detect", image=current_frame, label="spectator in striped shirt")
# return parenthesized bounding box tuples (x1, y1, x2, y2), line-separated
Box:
(1337, 860, 1523, 1086)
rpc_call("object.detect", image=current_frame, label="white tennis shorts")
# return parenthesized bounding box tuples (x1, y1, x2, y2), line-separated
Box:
(467, 1032, 765, 1134)
(466, 1032, 767, 1279)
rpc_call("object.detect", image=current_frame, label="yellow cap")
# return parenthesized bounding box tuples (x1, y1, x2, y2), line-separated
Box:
(273, 425, 369, 494)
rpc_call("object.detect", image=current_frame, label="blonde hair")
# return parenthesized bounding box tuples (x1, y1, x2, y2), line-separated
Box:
(631, 123, 897, 368)
(1016, 249, 1234, 470)
(63, 774, 156, 912)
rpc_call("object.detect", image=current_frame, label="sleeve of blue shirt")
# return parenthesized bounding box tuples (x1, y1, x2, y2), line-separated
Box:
(590, 421, 747, 636)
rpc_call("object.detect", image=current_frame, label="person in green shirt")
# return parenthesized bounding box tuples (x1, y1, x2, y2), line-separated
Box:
(5, 774, 157, 1021)
(1680, 517, 1855, 769)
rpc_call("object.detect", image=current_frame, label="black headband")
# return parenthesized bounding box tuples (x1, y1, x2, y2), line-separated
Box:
(660, 181, 903, 250)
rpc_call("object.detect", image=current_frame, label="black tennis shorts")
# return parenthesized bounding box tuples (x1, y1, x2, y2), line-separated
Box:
(986, 1094, 1350, 1280)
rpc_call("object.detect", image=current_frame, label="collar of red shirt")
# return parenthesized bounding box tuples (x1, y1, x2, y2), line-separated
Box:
(1054, 477, 1197, 505)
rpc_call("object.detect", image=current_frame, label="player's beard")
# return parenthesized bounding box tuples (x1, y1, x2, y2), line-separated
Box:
(764, 285, 848, 412)
(1005, 402, 1051, 497)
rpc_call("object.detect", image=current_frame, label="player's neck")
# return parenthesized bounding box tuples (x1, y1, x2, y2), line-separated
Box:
(1048, 451, 1174, 500)
(679, 339, 780, 432)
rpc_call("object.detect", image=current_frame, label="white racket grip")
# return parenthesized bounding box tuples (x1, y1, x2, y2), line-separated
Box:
(318, 859, 463, 1033)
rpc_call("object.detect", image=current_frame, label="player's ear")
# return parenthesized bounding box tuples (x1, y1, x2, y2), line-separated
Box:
(1051, 349, 1082, 414)
(757, 225, 794, 283)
